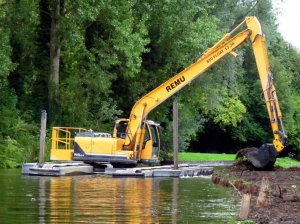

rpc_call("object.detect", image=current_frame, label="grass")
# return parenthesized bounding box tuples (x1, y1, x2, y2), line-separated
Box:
(275, 157, 300, 168)
(179, 152, 236, 161)
(179, 152, 300, 168)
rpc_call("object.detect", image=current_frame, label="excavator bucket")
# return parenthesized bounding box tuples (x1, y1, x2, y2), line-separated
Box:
(236, 144, 278, 168)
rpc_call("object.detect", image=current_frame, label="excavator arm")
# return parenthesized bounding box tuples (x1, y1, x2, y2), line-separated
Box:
(123, 17, 287, 167)
(246, 17, 287, 152)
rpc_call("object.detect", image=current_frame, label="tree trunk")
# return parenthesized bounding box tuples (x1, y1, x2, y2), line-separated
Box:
(239, 193, 251, 220)
(257, 177, 269, 208)
(49, 0, 61, 124)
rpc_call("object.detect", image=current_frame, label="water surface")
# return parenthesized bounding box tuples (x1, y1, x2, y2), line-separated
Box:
(0, 169, 239, 223)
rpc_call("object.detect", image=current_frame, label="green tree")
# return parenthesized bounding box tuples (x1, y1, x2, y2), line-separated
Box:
(56, 0, 149, 130)
(0, 1, 40, 168)
(136, 0, 222, 150)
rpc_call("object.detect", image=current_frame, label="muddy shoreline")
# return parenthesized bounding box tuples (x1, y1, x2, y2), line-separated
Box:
(212, 162, 300, 223)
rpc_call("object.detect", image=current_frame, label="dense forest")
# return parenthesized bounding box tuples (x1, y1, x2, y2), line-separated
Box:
(0, 0, 299, 168)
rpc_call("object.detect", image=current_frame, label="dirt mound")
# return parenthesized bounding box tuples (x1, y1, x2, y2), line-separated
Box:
(213, 165, 300, 223)
(286, 166, 300, 171)
(229, 160, 283, 172)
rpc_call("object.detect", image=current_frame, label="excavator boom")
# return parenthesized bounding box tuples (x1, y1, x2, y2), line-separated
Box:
(51, 17, 287, 168)
(237, 18, 287, 168)
(124, 16, 287, 167)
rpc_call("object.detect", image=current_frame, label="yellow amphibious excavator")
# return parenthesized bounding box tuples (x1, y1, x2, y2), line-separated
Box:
(51, 16, 287, 168)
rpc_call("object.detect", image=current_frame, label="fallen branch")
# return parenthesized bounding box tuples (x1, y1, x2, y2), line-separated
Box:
(229, 180, 242, 197)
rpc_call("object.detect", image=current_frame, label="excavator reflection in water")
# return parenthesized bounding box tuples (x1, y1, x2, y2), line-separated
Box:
(36, 176, 236, 223)
(51, 16, 287, 168)
(47, 177, 158, 223)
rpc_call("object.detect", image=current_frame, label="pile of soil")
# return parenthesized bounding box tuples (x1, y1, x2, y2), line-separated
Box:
(213, 162, 300, 223)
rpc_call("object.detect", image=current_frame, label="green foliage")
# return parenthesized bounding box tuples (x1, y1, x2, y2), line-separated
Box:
(0, 0, 41, 168)
(58, 0, 150, 130)
(203, 92, 246, 128)
(0, 32, 15, 78)
(141, 0, 222, 152)
(0, 138, 23, 168)
(3, 0, 41, 114)
(0, 117, 39, 168)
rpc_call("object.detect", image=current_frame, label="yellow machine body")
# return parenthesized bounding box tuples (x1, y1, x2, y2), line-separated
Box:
(51, 16, 286, 167)
(50, 127, 86, 161)
(51, 120, 160, 165)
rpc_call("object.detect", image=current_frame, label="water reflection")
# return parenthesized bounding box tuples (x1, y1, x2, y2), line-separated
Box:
(47, 176, 162, 223)
(171, 178, 179, 224)
(0, 170, 238, 223)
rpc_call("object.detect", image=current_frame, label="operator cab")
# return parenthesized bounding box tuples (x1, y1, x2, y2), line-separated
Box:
(114, 119, 160, 163)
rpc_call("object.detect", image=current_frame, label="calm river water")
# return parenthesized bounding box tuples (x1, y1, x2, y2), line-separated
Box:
(0, 169, 239, 223)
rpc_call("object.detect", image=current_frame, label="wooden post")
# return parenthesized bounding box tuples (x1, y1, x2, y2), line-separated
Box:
(39, 110, 47, 167)
(173, 99, 179, 170)
(239, 193, 251, 220)
(257, 177, 269, 208)
(171, 178, 179, 224)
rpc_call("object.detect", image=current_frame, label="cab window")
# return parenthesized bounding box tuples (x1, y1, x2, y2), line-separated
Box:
(150, 125, 158, 145)
(116, 121, 127, 139)
(142, 125, 150, 149)
(144, 125, 150, 142)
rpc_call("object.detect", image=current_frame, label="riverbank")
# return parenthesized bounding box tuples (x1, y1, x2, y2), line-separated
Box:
(213, 162, 300, 223)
